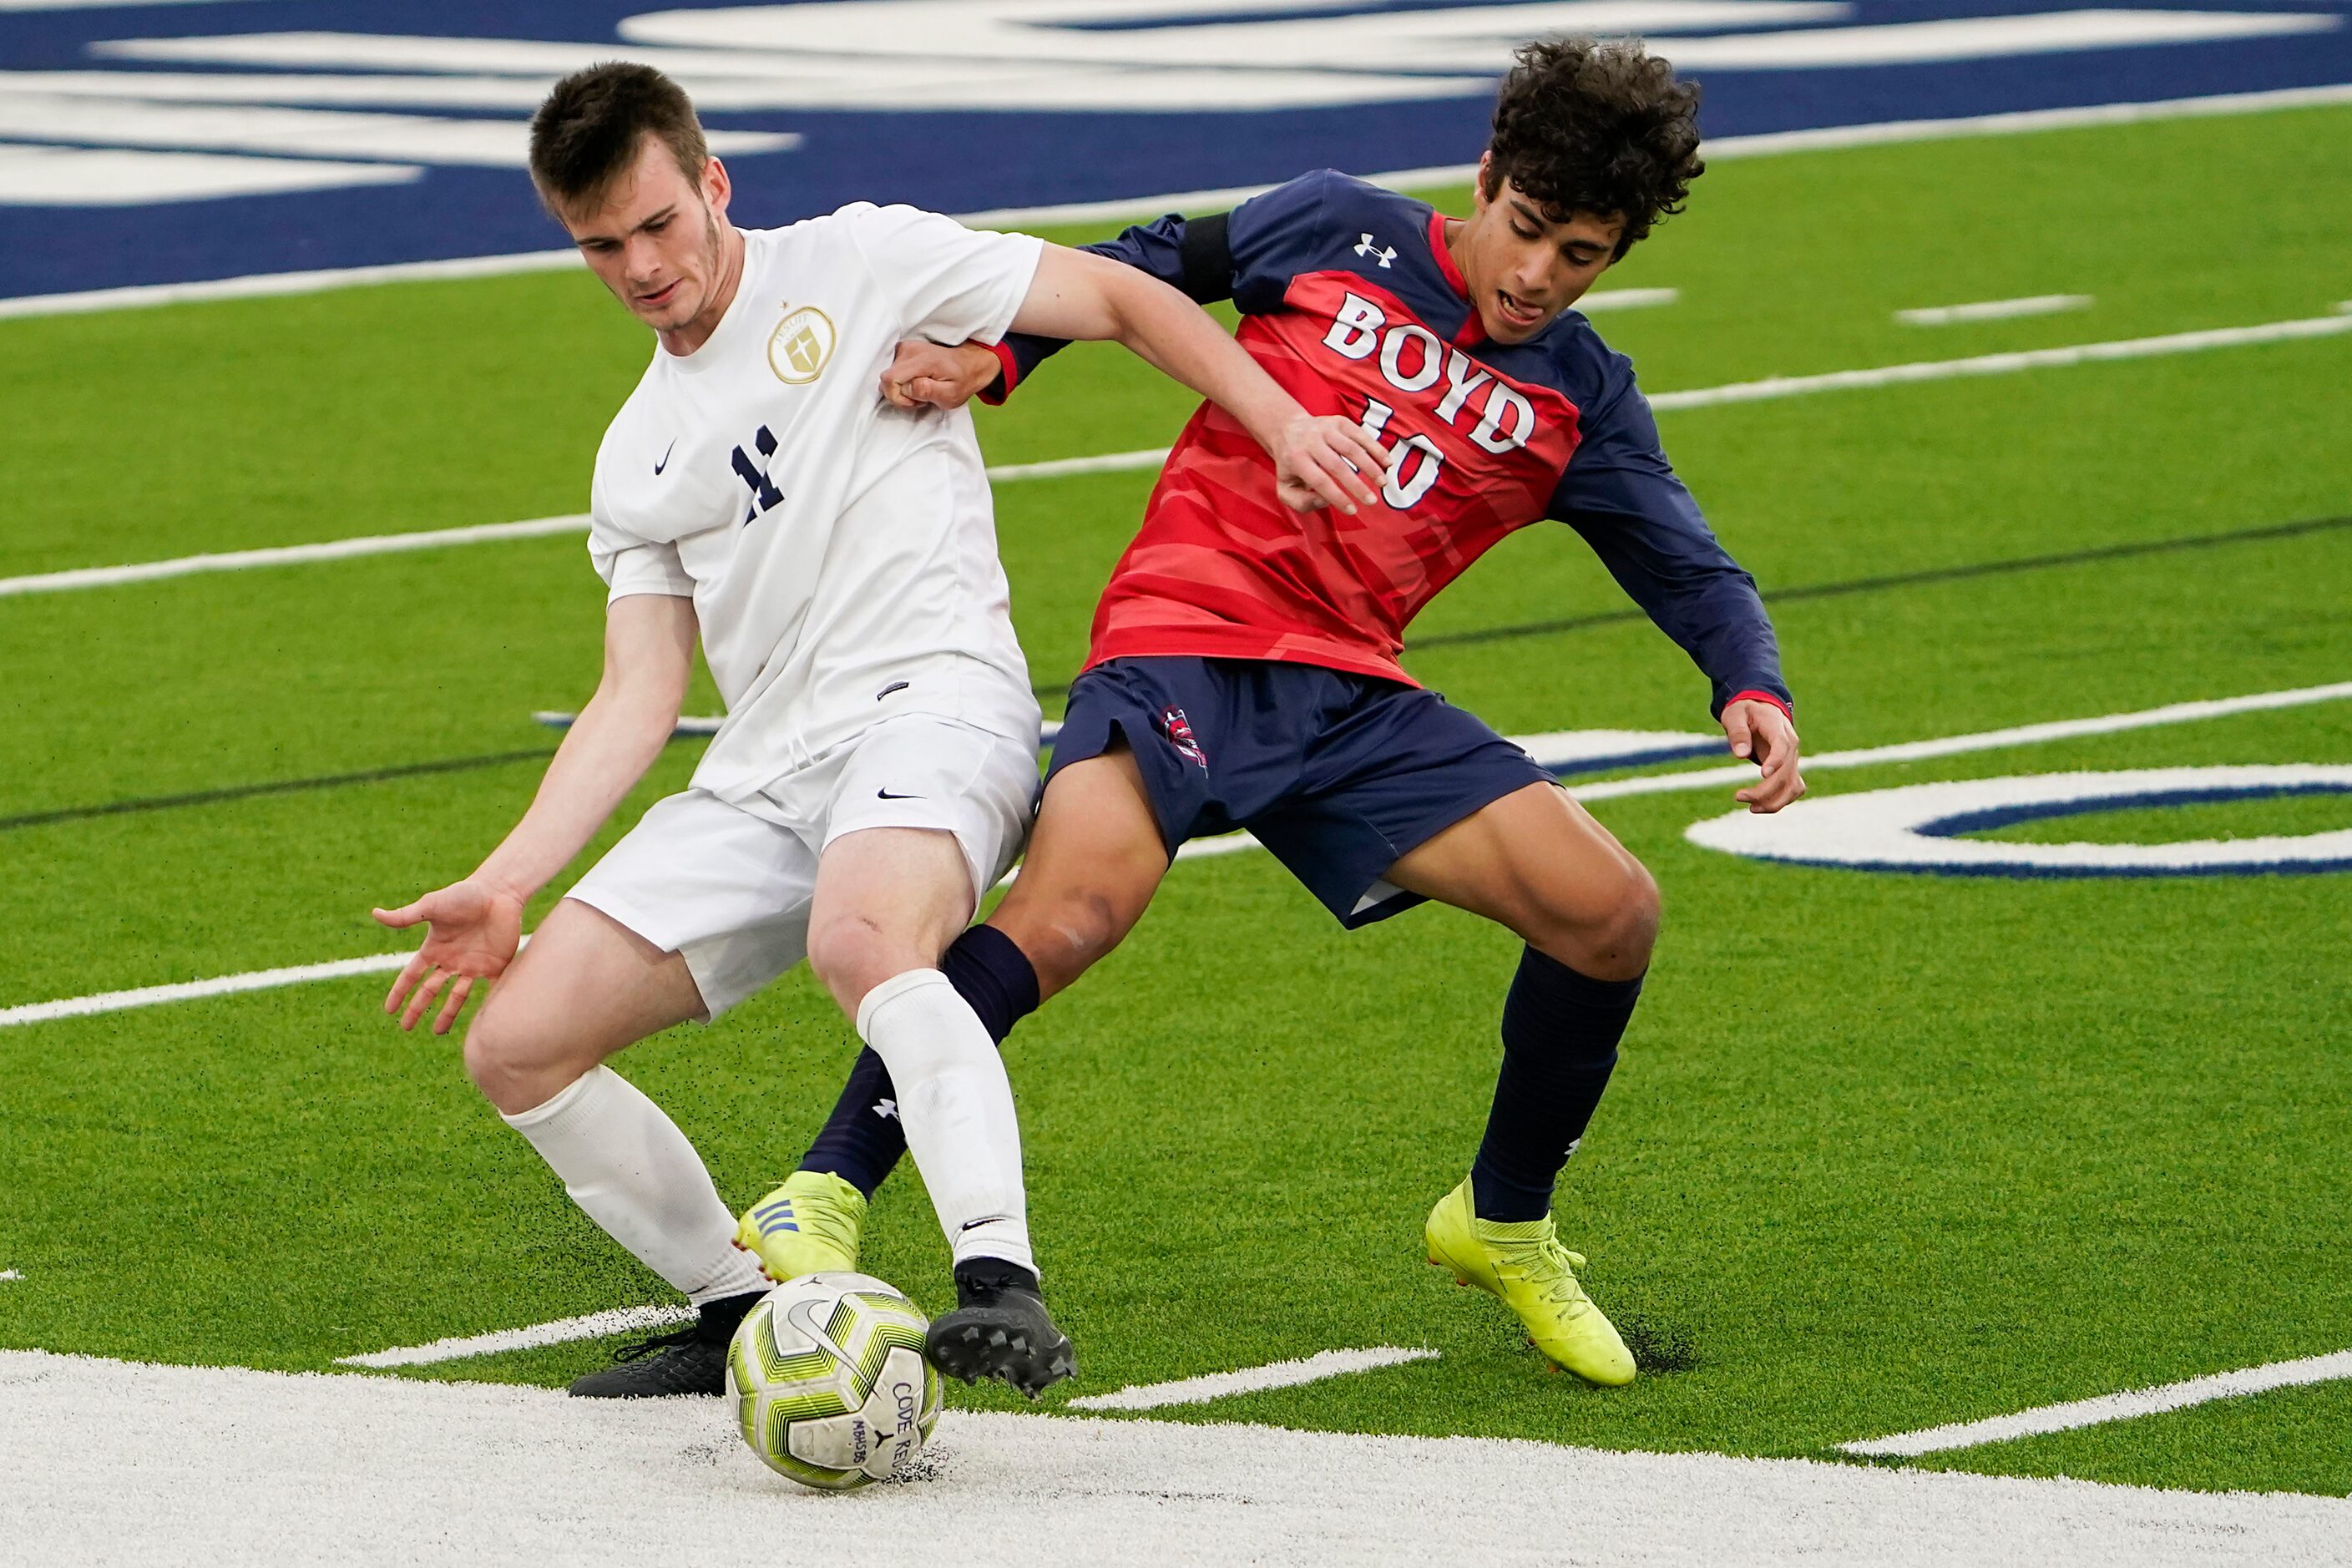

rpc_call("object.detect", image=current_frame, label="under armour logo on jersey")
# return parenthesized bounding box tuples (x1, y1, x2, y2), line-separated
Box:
(1353, 234, 1396, 268)
(730, 424, 784, 523)
(872, 1098, 899, 1121)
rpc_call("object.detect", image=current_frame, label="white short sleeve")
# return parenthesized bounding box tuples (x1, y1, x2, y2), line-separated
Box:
(590, 535, 695, 604)
(843, 203, 1044, 346)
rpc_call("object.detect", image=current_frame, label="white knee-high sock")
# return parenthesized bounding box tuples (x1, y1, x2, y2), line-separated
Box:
(856, 969, 1035, 1276)
(501, 1065, 770, 1306)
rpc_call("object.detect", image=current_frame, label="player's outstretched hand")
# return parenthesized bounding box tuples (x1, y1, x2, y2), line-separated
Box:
(371, 879, 525, 1034)
(1724, 699, 1805, 813)
(880, 339, 1001, 412)
(1272, 412, 1393, 515)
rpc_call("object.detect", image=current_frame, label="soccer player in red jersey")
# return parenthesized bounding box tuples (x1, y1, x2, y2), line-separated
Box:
(742, 38, 1803, 1384)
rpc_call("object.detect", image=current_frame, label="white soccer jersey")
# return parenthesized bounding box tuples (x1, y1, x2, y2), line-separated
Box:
(587, 205, 1045, 802)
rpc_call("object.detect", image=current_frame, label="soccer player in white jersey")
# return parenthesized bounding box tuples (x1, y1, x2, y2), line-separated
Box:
(372, 63, 1389, 1399)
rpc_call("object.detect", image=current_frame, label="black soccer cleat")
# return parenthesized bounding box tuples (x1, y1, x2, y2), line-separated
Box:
(925, 1260, 1077, 1400)
(567, 1292, 761, 1399)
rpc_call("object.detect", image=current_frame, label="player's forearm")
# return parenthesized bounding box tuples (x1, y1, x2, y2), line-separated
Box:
(1095, 267, 1306, 456)
(471, 685, 677, 903)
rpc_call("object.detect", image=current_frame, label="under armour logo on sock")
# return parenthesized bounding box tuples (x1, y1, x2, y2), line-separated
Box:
(872, 1098, 899, 1120)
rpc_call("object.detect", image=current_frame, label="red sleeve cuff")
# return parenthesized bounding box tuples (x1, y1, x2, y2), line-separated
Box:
(975, 340, 1019, 407)
(1727, 689, 1793, 720)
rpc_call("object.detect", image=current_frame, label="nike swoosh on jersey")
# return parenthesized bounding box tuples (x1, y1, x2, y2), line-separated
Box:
(876, 788, 923, 800)
(653, 438, 677, 475)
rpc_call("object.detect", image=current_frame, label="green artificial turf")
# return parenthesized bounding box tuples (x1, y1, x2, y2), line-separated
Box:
(3, 104, 2349, 1500)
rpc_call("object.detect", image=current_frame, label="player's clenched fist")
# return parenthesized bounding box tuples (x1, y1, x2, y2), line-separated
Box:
(879, 338, 999, 412)
(372, 878, 526, 1034)
(1271, 412, 1393, 515)
(1722, 699, 1805, 813)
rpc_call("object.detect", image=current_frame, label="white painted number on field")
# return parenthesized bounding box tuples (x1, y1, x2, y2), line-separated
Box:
(1687, 766, 2352, 877)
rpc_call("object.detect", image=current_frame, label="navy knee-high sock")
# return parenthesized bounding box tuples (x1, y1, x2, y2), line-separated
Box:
(1469, 948, 1645, 1223)
(799, 925, 1039, 1198)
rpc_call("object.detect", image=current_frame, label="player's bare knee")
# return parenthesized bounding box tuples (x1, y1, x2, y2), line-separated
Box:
(806, 912, 921, 1015)
(1613, 860, 1662, 967)
(461, 1005, 552, 1111)
(1039, 885, 1131, 987)
(1526, 859, 1658, 979)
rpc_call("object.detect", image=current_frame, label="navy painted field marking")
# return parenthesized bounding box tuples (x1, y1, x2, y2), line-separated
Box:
(2, 0, 2347, 300)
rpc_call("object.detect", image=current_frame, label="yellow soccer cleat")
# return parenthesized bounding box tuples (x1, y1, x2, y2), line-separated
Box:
(1424, 1176, 1636, 1386)
(734, 1171, 866, 1281)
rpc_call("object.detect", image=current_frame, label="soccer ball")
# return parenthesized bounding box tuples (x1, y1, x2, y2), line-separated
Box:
(726, 1272, 942, 1490)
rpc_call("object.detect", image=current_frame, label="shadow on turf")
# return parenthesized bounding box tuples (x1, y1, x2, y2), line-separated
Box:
(1615, 1314, 1700, 1375)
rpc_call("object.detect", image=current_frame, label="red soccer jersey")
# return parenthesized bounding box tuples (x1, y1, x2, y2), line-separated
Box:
(988, 171, 1789, 716)
(1085, 245, 1579, 686)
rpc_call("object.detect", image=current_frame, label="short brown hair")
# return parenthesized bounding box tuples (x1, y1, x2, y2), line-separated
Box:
(529, 62, 710, 212)
(1483, 38, 1704, 258)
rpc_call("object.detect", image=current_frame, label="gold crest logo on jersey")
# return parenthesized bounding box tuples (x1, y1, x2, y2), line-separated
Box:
(767, 304, 837, 385)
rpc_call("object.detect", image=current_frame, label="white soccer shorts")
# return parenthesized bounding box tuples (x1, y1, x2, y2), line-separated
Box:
(564, 714, 1038, 1019)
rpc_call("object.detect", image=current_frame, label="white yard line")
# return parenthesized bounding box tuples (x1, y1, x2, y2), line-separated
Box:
(0, 514, 590, 598)
(8, 83, 2352, 322)
(0, 951, 407, 1029)
(1067, 1347, 1438, 1412)
(1896, 293, 2092, 326)
(336, 1305, 695, 1370)
(8, 307, 2349, 599)
(0, 246, 579, 320)
(1641, 311, 2350, 413)
(8, 685, 2332, 1029)
(0, 1271, 20, 1282)
(1844, 1348, 2352, 1458)
(0, 447, 1178, 596)
(984, 447, 1171, 482)
(5, 1351, 2348, 1566)
(1578, 286, 1681, 312)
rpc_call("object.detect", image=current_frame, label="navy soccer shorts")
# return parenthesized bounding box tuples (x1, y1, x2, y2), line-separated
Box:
(1046, 655, 1555, 928)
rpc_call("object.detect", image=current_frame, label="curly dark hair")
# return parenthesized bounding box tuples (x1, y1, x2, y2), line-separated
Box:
(529, 62, 710, 213)
(1483, 38, 1704, 257)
